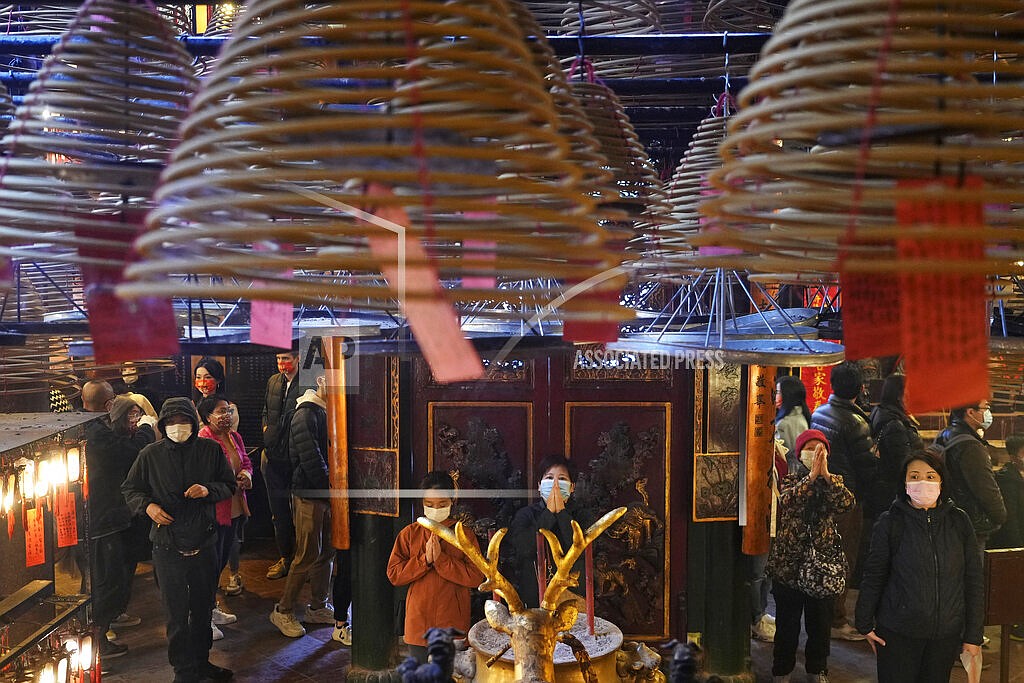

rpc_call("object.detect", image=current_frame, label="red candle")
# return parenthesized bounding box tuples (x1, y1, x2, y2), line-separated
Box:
(585, 545, 595, 635)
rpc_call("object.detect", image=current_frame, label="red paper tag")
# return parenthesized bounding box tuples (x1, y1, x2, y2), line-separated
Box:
(250, 243, 294, 349)
(801, 365, 833, 412)
(56, 491, 78, 548)
(364, 185, 484, 383)
(839, 237, 900, 359)
(75, 211, 180, 362)
(24, 505, 45, 567)
(7, 513, 13, 541)
(897, 177, 989, 413)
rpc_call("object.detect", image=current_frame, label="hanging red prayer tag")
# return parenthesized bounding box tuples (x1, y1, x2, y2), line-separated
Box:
(839, 236, 901, 359)
(897, 177, 989, 413)
(25, 505, 45, 567)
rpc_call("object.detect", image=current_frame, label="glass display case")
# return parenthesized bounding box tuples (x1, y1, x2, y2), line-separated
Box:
(0, 413, 98, 682)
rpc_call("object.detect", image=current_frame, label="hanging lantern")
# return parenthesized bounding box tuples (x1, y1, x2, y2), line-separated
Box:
(65, 447, 80, 484)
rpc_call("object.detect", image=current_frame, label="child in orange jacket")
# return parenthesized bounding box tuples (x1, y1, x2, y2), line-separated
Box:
(387, 471, 483, 664)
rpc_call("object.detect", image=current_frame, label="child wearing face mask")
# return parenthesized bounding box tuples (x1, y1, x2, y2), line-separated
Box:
(502, 455, 583, 609)
(387, 471, 483, 664)
(855, 447, 983, 683)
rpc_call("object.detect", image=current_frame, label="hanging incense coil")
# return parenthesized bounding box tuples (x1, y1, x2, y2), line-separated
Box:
(570, 81, 670, 245)
(0, 0, 198, 272)
(0, 5, 77, 33)
(640, 107, 731, 274)
(122, 0, 625, 324)
(703, 0, 787, 31)
(698, 0, 1024, 276)
(509, 2, 614, 202)
(519, 0, 566, 31)
(558, 0, 665, 78)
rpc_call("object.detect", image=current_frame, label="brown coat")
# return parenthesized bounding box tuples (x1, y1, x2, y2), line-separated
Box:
(387, 520, 484, 646)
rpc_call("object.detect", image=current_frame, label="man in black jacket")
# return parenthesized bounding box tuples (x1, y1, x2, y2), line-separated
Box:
(261, 349, 303, 579)
(991, 434, 1024, 550)
(935, 400, 1007, 550)
(809, 361, 874, 641)
(270, 380, 337, 638)
(122, 397, 236, 683)
(83, 382, 157, 659)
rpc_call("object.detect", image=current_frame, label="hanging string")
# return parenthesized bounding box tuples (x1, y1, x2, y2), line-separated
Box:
(576, 0, 586, 79)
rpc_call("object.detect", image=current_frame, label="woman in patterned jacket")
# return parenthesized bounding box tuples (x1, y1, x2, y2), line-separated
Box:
(766, 429, 855, 683)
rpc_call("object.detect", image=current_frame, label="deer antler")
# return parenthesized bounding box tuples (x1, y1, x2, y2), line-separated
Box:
(418, 518, 525, 613)
(539, 506, 627, 611)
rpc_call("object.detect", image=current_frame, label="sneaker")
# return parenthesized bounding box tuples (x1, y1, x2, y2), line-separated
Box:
(211, 623, 224, 641)
(304, 604, 336, 625)
(270, 606, 306, 638)
(751, 614, 776, 642)
(198, 662, 233, 681)
(830, 623, 866, 641)
(99, 640, 128, 659)
(332, 622, 352, 646)
(224, 574, 243, 597)
(266, 558, 289, 580)
(808, 674, 829, 683)
(105, 629, 117, 642)
(211, 607, 237, 626)
(111, 613, 141, 628)
(1010, 624, 1024, 641)
(982, 634, 991, 648)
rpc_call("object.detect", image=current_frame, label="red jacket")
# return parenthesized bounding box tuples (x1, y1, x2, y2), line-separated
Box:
(387, 520, 484, 646)
(197, 427, 252, 526)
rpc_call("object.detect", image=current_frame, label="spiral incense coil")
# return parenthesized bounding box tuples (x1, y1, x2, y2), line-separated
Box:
(570, 82, 669, 232)
(520, 0, 567, 31)
(657, 0, 707, 32)
(158, 4, 194, 34)
(122, 0, 625, 323)
(558, 0, 666, 78)
(698, 0, 1024, 275)
(0, 5, 77, 33)
(703, 0, 787, 31)
(640, 110, 731, 274)
(0, 0, 198, 272)
(509, 1, 614, 202)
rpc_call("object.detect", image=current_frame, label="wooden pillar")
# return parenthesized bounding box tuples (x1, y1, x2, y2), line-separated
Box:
(325, 336, 350, 550)
(743, 365, 775, 556)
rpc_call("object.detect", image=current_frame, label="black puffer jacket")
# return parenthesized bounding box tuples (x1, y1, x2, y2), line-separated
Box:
(809, 395, 876, 506)
(855, 498, 983, 645)
(869, 404, 923, 513)
(289, 390, 330, 496)
(936, 420, 1006, 540)
(85, 415, 155, 537)
(262, 372, 303, 459)
(990, 464, 1024, 549)
(121, 397, 236, 551)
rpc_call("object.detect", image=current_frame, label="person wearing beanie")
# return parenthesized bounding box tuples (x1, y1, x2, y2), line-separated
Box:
(122, 397, 237, 683)
(82, 383, 158, 660)
(808, 361, 875, 641)
(766, 429, 855, 683)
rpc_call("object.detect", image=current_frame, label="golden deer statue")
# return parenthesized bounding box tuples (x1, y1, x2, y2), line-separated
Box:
(419, 507, 627, 683)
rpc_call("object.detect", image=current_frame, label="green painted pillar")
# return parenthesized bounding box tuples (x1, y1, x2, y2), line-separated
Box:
(349, 513, 397, 676)
(687, 520, 752, 681)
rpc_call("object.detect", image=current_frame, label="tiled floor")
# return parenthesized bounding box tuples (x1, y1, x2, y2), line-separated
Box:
(97, 541, 1024, 682)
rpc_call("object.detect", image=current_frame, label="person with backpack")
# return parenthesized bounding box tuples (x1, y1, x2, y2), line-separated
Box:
(934, 400, 1006, 551)
(869, 374, 923, 511)
(855, 447, 984, 682)
(261, 348, 303, 580)
(270, 377, 337, 638)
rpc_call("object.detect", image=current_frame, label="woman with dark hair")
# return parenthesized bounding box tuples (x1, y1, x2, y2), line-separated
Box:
(502, 454, 583, 609)
(387, 471, 482, 664)
(776, 375, 812, 471)
(193, 358, 239, 432)
(855, 448, 984, 683)
(196, 396, 252, 640)
(869, 374, 923, 513)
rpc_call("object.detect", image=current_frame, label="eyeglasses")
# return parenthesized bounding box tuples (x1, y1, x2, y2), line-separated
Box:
(212, 407, 235, 416)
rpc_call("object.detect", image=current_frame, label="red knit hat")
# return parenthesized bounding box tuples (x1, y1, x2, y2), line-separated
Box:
(794, 429, 830, 455)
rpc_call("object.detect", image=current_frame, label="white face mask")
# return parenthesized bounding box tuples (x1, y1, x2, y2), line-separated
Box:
(539, 479, 572, 502)
(799, 449, 817, 471)
(980, 408, 993, 430)
(423, 506, 451, 523)
(906, 480, 941, 508)
(165, 423, 193, 443)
